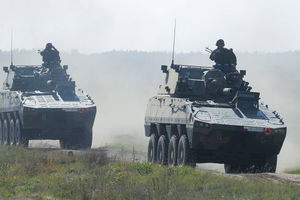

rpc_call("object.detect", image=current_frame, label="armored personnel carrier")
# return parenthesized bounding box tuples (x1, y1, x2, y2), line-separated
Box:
(0, 60, 96, 149)
(144, 64, 286, 173)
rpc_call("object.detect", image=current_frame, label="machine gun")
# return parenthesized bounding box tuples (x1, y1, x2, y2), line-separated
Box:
(205, 47, 213, 53)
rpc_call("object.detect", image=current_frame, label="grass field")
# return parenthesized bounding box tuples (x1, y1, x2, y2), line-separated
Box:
(286, 168, 300, 175)
(0, 146, 299, 200)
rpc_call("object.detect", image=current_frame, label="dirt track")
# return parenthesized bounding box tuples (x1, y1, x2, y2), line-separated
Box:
(217, 172, 300, 186)
(106, 147, 300, 186)
(196, 163, 300, 186)
(28, 142, 300, 186)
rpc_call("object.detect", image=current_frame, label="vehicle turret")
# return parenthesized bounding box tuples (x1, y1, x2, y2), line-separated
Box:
(158, 64, 252, 101)
(144, 62, 286, 173)
(0, 54, 96, 149)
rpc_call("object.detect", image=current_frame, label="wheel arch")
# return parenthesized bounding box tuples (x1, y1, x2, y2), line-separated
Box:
(166, 124, 180, 140)
(150, 123, 158, 137)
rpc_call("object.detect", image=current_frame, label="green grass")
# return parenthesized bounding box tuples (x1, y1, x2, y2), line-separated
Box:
(286, 168, 300, 174)
(0, 146, 299, 200)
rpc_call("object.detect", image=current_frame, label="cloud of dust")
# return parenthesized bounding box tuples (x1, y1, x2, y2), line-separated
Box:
(0, 50, 299, 171)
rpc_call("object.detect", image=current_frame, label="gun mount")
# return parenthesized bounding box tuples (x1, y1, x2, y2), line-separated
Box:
(144, 63, 286, 174)
(159, 64, 252, 101)
(0, 61, 96, 149)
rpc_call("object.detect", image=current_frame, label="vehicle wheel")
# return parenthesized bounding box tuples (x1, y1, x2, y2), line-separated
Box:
(225, 163, 259, 173)
(60, 128, 92, 150)
(168, 135, 178, 167)
(257, 155, 277, 173)
(177, 135, 196, 167)
(80, 128, 92, 149)
(59, 139, 67, 149)
(157, 135, 168, 165)
(265, 155, 277, 173)
(147, 134, 157, 163)
(21, 138, 29, 148)
(224, 163, 243, 173)
(60, 139, 77, 149)
(225, 155, 278, 174)
(224, 164, 235, 173)
(2, 119, 9, 145)
(9, 119, 15, 145)
(0, 120, 3, 144)
(14, 119, 28, 147)
(14, 119, 21, 146)
(61, 138, 81, 149)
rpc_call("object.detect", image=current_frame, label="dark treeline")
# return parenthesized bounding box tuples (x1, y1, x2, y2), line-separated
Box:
(0, 50, 299, 169)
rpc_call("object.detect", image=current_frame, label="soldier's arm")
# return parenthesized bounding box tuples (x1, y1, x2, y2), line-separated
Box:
(228, 49, 237, 65)
(52, 46, 59, 53)
(231, 50, 237, 65)
(209, 50, 217, 61)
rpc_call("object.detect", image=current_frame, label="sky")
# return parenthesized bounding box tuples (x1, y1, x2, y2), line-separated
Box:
(0, 0, 299, 53)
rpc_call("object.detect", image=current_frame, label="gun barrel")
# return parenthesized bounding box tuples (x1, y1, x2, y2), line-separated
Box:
(205, 47, 213, 53)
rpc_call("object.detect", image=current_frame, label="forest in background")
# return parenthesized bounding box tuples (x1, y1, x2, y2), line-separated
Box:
(0, 49, 299, 171)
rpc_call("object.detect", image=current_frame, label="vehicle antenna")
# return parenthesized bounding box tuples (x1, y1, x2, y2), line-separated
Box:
(171, 19, 176, 68)
(10, 30, 14, 66)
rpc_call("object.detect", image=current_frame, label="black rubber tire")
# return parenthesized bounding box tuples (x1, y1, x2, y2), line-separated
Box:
(177, 135, 196, 167)
(14, 119, 21, 146)
(9, 119, 15, 146)
(80, 128, 92, 149)
(266, 155, 277, 173)
(14, 119, 29, 147)
(224, 164, 232, 173)
(224, 164, 244, 173)
(224, 155, 277, 174)
(157, 135, 168, 165)
(21, 138, 29, 148)
(147, 134, 157, 163)
(60, 139, 76, 149)
(168, 135, 178, 167)
(257, 155, 277, 173)
(60, 128, 92, 150)
(2, 119, 9, 145)
(0, 120, 3, 144)
(59, 140, 67, 149)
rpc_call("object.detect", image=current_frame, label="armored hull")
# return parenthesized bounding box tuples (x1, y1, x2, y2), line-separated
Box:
(144, 64, 286, 173)
(0, 64, 96, 149)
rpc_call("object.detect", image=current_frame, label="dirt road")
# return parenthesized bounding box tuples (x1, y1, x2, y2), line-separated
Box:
(28, 141, 300, 186)
(196, 163, 300, 186)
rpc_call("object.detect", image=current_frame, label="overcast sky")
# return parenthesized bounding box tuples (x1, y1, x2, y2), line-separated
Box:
(0, 0, 299, 53)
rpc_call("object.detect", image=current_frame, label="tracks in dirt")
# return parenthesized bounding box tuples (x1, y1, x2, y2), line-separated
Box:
(197, 165, 300, 186)
(29, 146, 300, 186)
(240, 173, 300, 185)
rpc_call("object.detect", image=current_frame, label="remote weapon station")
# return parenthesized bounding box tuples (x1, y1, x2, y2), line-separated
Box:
(144, 25, 286, 173)
(0, 44, 96, 149)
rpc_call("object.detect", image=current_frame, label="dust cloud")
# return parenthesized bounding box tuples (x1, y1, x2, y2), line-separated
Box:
(0, 50, 299, 171)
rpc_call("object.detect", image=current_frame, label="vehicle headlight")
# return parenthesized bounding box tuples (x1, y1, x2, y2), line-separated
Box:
(194, 111, 211, 121)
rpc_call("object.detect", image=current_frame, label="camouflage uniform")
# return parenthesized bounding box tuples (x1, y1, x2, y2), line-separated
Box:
(210, 48, 237, 65)
(40, 43, 61, 68)
(210, 39, 237, 73)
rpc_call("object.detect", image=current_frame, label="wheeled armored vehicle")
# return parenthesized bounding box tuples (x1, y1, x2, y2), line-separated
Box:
(0, 60, 96, 149)
(144, 63, 286, 173)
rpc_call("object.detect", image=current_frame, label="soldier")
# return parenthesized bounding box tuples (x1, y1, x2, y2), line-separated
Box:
(40, 43, 61, 68)
(209, 39, 237, 73)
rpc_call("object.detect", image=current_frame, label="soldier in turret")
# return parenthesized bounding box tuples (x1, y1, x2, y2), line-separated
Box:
(210, 39, 237, 73)
(40, 43, 61, 68)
